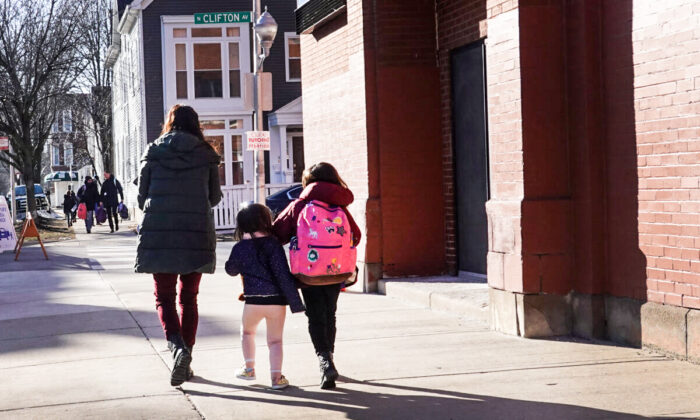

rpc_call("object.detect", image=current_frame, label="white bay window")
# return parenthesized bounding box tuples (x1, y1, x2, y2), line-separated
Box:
(162, 18, 250, 114)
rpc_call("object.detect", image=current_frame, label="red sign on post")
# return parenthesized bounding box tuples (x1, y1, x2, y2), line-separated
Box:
(246, 131, 271, 151)
(0, 137, 8, 151)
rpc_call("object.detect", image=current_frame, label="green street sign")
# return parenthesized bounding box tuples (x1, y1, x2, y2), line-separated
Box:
(194, 12, 253, 25)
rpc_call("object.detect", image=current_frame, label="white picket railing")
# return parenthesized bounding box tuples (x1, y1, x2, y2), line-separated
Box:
(213, 184, 292, 230)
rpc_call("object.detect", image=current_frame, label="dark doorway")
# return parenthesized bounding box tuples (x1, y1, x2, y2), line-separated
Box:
(451, 40, 490, 276)
(292, 136, 305, 182)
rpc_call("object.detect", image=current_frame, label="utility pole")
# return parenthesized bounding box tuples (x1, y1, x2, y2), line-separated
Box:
(251, 2, 277, 204)
(252, 0, 264, 203)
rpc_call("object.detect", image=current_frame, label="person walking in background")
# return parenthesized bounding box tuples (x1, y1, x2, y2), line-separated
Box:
(62, 187, 76, 228)
(76, 178, 86, 202)
(100, 171, 124, 233)
(135, 104, 222, 387)
(69, 189, 77, 223)
(225, 204, 305, 390)
(272, 162, 361, 390)
(79, 176, 100, 234)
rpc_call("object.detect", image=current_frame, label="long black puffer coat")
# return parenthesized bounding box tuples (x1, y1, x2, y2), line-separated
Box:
(135, 131, 222, 274)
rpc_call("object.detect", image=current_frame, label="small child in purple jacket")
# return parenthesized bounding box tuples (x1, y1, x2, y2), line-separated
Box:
(225, 203, 305, 390)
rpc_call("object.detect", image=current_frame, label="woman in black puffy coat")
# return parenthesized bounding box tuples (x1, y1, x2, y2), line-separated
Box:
(135, 104, 222, 386)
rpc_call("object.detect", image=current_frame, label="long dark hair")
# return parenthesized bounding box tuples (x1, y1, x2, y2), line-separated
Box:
(234, 203, 274, 241)
(161, 104, 205, 142)
(301, 162, 348, 188)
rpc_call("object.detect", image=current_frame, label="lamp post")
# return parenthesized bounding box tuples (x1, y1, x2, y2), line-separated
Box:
(252, 4, 278, 204)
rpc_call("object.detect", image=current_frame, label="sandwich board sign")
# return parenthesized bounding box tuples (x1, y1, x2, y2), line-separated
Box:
(246, 131, 271, 151)
(0, 196, 17, 252)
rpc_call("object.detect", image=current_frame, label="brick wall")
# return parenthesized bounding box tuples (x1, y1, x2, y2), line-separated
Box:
(437, 0, 517, 273)
(368, 0, 444, 276)
(301, 0, 446, 280)
(483, 8, 525, 291)
(633, 0, 700, 309)
(300, 0, 372, 269)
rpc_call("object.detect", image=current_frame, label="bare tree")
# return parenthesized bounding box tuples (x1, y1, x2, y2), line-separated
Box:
(0, 0, 84, 216)
(72, 0, 113, 175)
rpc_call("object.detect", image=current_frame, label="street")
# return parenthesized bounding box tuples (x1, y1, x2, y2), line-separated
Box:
(0, 223, 697, 419)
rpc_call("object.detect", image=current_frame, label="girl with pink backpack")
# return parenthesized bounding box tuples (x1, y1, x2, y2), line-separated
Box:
(273, 162, 361, 390)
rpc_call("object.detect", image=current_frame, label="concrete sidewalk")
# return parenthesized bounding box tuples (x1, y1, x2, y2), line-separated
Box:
(1, 230, 699, 419)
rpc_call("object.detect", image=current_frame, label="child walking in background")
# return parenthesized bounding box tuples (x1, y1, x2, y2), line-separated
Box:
(225, 203, 305, 390)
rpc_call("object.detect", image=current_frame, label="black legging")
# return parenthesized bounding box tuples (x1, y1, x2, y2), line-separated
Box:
(301, 283, 342, 354)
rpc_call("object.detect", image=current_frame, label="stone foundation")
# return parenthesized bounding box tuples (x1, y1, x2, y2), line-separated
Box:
(641, 302, 700, 363)
(490, 288, 644, 348)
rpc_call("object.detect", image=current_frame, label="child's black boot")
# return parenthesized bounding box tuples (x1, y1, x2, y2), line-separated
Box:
(318, 351, 338, 389)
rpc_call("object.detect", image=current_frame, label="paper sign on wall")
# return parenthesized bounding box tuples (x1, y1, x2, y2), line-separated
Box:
(0, 196, 17, 252)
(246, 131, 271, 151)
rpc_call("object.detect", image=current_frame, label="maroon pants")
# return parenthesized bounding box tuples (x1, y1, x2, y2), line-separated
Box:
(153, 273, 202, 348)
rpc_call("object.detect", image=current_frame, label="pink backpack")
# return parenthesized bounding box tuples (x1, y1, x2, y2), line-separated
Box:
(290, 200, 357, 285)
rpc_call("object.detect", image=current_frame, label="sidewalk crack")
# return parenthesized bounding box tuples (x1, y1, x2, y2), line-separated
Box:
(96, 272, 206, 420)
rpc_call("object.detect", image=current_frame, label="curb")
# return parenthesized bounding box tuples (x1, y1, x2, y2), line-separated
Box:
(378, 278, 489, 322)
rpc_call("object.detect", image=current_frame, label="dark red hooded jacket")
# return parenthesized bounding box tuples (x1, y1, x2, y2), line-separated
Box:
(272, 182, 362, 246)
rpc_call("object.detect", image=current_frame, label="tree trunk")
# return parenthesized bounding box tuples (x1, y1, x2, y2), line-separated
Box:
(22, 162, 37, 219)
(101, 126, 113, 173)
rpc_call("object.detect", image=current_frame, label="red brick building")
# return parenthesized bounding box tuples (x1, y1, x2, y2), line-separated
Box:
(296, 0, 700, 361)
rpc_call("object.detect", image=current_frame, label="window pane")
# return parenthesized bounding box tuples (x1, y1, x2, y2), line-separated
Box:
(231, 135, 243, 185)
(229, 119, 243, 129)
(229, 70, 241, 97)
(64, 145, 73, 166)
(192, 27, 222, 37)
(288, 37, 300, 58)
(176, 72, 187, 99)
(201, 120, 226, 130)
(228, 43, 240, 69)
(226, 27, 240, 37)
(63, 111, 72, 132)
(194, 44, 221, 70)
(173, 28, 187, 38)
(232, 135, 243, 161)
(195, 71, 223, 98)
(52, 147, 60, 166)
(231, 162, 244, 185)
(175, 44, 186, 70)
(205, 135, 226, 185)
(289, 59, 301, 80)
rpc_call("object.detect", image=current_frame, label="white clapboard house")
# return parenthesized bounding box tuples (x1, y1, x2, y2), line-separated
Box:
(107, 0, 305, 229)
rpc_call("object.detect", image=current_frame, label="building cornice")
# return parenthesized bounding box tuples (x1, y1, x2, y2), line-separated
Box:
(117, 6, 139, 34)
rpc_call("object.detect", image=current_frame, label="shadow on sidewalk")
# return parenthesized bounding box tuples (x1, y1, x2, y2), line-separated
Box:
(0, 247, 92, 272)
(0, 304, 238, 358)
(185, 375, 656, 420)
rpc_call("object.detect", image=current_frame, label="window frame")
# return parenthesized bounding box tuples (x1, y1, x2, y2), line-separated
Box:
(201, 117, 247, 186)
(162, 17, 250, 113)
(284, 32, 301, 82)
